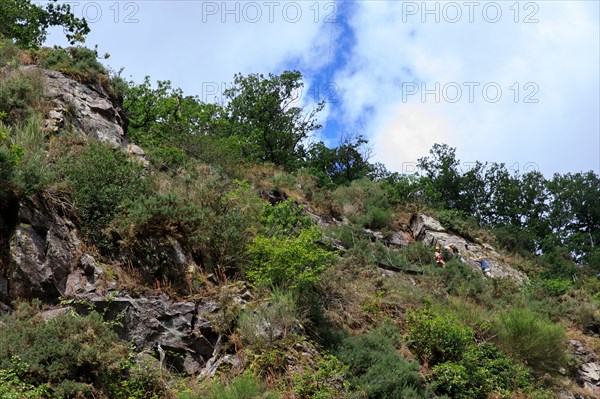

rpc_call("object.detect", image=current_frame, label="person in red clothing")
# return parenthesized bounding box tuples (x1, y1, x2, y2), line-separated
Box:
(434, 246, 445, 267)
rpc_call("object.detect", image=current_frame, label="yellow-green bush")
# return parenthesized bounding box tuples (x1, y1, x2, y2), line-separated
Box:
(493, 308, 567, 375)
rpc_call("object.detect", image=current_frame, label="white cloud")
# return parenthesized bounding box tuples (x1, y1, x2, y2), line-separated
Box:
(329, 1, 599, 175)
(48, 1, 333, 99)
(372, 102, 456, 172)
(43, 0, 599, 174)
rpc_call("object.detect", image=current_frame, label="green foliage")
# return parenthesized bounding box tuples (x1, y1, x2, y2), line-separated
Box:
(5, 113, 51, 195)
(427, 260, 486, 300)
(335, 323, 428, 399)
(224, 70, 324, 170)
(397, 242, 435, 266)
(0, 37, 21, 66)
(305, 133, 373, 187)
(334, 179, 392, 229)
(0, 67, 45, 124)
(34, 46, 106, 83)
(124, 77, 231, 170)
(292, 354, 350, 399)
(542, 277, 575, 297)
(107, 353, 170, 399)
(417, 143, 462, 209)
(195, 373, 280, 399)
(432, 343, 533, 399)
(379, 171, 421, 206)
(0, 0, 89, 48)
(246, 225, 335, 291)
(114, 169, 261, 278)
(405, 305, 474, 365)
(259, 198, 313, 237)
(434, 208, 481, 242)
(493, 308, 567, 375)
(0, 357, 50, 399)
(59, 141, 147, 248)
(0, 302, 122, 398)
(245, 199, 335, 290)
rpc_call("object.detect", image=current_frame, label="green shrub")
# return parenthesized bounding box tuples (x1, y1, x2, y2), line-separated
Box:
(493, 308, 567, 375)
(330, 224, 371, 251)
(542, 277, 575, 297)
(59, 141, 147, 249)
(405, 305, 474, 365)
(0, 123, 19, 202)
(7, 113, 52, 195)
(35, 46, 106, 84)
(248, 337, 355, 399)
(107, 353, 170, 399)
(334, 179, 392, 230)
(195, 373, 280, 399)
(259, 198, 313, 237)
(0, 38, 20, 67)
(432, 343, 533, 399)
(397, 242, 434, 266)
(0, 68, 45, 124)
(0, 357, 50, 399)
(292, 354, 351, 399)
(428, 260, 486, 300)
(335, 323, 428, 399)
(434, 209, 481, 242)
(246, 225, 336, 291)
(0, 302, 123, 398)
(113, 170, 261, 278)
(245, 199, 336, 291)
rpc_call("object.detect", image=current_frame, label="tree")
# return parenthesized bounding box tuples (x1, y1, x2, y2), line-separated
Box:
(306, 133, 373, 186)
(223, 70, 324, 170)
(0, 0, 89, 48)
(546, 172, 600, 265)
(123, 77, 229, 169)
(418, 143, 462, 209)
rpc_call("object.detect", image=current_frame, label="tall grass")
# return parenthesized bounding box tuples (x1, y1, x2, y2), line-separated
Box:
(7, 114, 50, 195)
(493, 308, 567, 375)
(183, 374, 280, 399)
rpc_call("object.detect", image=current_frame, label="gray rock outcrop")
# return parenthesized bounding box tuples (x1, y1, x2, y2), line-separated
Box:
(409, 214, 526, 282)
(9, 194, 82, 301)
(578, 362, 600, 396)
(24, 65, 126, 146)
(73, 294, 221, 375)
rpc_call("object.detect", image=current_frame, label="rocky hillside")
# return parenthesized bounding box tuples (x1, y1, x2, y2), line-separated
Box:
(1, 44, 599, 399)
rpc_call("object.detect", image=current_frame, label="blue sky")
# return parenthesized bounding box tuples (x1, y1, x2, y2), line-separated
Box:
(44, 0, 600, 176)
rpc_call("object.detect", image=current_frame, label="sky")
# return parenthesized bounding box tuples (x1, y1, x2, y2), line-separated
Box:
(43, 0, 600, 177)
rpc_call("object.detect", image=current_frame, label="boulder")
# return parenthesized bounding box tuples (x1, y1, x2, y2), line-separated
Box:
(9, 195, 82, 301)
(409, 214, 445, 241)
(64, 254, 115, 297)
(74, 294, 221, 375)
(388, 230, 414, 248)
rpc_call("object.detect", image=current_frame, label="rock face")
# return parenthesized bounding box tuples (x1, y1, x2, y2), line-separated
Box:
(25, 65, 127, 146)
(570, 340, 600, 397)
(74, 294, 222, 375)
(9, 194, 82, 301)
(409, 214, 526, 282)
(578, 362, 600, 396)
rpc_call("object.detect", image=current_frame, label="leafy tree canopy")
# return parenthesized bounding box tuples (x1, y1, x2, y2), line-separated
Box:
(223, 70, 324, 170)
(0, 0, 89, 49)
